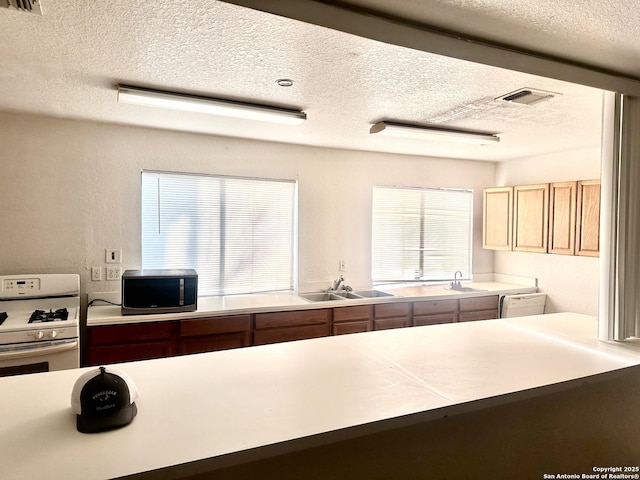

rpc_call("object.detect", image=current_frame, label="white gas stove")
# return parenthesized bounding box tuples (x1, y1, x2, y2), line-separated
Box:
(0, 274, 80, 376)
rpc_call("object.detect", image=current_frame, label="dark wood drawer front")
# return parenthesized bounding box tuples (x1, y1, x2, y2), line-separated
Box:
(333, 305, 372, 322)
(414, 312, 457, 326)
(88, 342, 174, 365)
(458, 310, 498, 322)
(374, 317, 410, 331)
(180, 315, 250, 337)
(253, 324, 330, 345)
(413, 299, 458, 316)
(333, 321, 371, 336)
(374, 302, 410, 319)
(459, 295, 499, 312)
(255, 309, 331, 329)
(89, 322, 174, 345)
(178, 332, 250, 354)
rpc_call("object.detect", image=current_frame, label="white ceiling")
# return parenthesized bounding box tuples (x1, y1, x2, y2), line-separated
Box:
(0, 0, 610, 161)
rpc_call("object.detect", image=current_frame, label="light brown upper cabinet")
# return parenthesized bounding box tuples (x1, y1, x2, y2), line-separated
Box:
(483, 187, 513, 250)
(548, 181, 577, 255)
(576, 179, 601, 257)
(513, 184, 549, 253)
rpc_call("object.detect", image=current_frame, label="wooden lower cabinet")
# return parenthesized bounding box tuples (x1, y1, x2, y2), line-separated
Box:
(86, 321, 176, 366)
(373, 302, 411, 330)
(413, 299, 457, 326)
(458, 296, 499, 322)
(333, 304, 372, 335)
(178, 315, 251, 354)
(85, 294, 505, 365)
(254, 309, 331, 345)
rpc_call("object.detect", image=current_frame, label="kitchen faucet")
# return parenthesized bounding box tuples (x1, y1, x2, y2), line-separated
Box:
(329, 274, 350, 292)
(451, 270, 463, 289)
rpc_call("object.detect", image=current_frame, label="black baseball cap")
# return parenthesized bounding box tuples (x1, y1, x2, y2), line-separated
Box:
(71, 366, 139, 433)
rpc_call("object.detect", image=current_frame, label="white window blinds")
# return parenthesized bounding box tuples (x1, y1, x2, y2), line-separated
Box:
(372, 186, 473, 282)
(142, 171, 297, 296)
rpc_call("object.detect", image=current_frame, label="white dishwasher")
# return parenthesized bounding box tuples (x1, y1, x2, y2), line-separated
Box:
(500, 293, 546, 318)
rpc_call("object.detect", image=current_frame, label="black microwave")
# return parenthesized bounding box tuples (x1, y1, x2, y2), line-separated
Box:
(121, 269, 198, 315)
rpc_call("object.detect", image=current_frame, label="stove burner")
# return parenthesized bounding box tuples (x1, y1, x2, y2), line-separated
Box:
(0, 312, 6, 326)
(28, 308, 69, 323)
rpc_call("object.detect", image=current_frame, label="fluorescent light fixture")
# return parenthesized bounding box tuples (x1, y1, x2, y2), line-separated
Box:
(370, 121, 500, 145)
(117, 85, 306, 125)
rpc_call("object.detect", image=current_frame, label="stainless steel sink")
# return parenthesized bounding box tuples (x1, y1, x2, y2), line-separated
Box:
(299, 289, 395, 302)
(332, 291, 364, 299)
(353, 290, 395, 298)
(298, 292, 347, 302)
(444, 286, 487, 293)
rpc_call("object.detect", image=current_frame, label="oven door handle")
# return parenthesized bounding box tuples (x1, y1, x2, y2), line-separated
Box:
(0, 340, 78, 360)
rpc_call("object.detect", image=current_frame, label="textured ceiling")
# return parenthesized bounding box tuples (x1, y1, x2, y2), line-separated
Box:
(339, 0, 640, 78)
(0, 0, 606, 161)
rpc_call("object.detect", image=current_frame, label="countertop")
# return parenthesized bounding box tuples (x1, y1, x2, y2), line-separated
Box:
(87, 280, 537, 326)
(3, 312, 640, 480)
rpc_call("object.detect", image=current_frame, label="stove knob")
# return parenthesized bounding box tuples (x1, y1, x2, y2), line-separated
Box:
(49, 330, 58, 339)
(34, 331, 44, 340)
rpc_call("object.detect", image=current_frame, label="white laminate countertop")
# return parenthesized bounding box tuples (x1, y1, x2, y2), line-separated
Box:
(3, 313, 640, 480)
(87, 281, 537, 326)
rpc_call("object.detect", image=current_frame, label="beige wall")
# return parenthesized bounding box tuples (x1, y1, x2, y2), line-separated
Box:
(495, 146, 602, 315)
(0, 111, 496, 304)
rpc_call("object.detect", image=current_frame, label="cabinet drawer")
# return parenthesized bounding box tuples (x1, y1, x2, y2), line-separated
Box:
(253, 324, 330, 345)
(178, 332, 250, 354)
(180, 315, 250, 337)
(374, 302, 410, 319)
(255, 309, 330, 329)
(374, 317, 410, 331)
(88, 321, 174, 346)
(413, 299, 457, 316)
(459, 295, 499, 312)
(414, 312, 456, 326)
(88, 341, 174, 365)
(333, 305, 372, 323)
(458, 309, 498, 322)
(333, 321, 371, 336)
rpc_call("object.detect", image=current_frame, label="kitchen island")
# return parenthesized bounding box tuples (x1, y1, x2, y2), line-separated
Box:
(3, 313, 640, 479)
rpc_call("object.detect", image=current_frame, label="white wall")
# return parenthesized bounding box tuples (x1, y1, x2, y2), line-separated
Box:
(0, 112, 496, 304)
(495, 146, 602, 315)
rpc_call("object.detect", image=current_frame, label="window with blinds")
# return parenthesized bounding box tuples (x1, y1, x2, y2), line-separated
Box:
(372, 186, 473, 282)
(141, 171, 297, 296)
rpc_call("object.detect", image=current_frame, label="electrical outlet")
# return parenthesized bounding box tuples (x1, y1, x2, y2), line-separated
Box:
(91, 267, 102, 281)
(105, 249, 122, 264)
(339, 259, 346, 272)
(106, 267, 121, 281)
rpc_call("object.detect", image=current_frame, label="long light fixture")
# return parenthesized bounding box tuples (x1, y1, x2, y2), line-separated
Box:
(117, 85, 306, 125)
(370, 121, 500, 145)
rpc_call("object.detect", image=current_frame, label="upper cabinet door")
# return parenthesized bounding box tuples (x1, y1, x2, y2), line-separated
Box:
(548, 181, 577, 255)
(576, 179, 601, 257)
(513, 184, 549, 253)
(483, 187, 513, 250)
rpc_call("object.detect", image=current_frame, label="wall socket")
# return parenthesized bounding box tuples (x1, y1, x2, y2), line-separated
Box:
(106, 266, 121, 281)
(91, 267, 102, 281)
(105, 249, 122, 264)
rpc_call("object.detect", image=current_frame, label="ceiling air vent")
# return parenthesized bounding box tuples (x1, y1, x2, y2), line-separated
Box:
(497, 88, 557, 106)
(1, 0, 43, 15)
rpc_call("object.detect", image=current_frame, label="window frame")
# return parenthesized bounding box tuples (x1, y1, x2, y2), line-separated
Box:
(141, 170, 298, 297)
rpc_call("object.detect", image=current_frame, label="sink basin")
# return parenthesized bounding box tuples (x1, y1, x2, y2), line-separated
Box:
(299, 290, 397, 302)
(444, 286, 487, 293)
(332, 291, 364, 299)
(298, 292, 347, 302)
(353, 290, 395, 298)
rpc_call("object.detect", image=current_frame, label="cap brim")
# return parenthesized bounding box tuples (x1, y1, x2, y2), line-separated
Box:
(76, 402, 137, 434)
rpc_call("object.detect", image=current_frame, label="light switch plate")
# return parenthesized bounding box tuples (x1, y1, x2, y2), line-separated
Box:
(105, 249, 122, 263)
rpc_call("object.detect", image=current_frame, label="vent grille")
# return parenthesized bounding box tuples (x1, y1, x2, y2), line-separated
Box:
(497, 88, 557, 106)
(1, 0, 42, 15)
